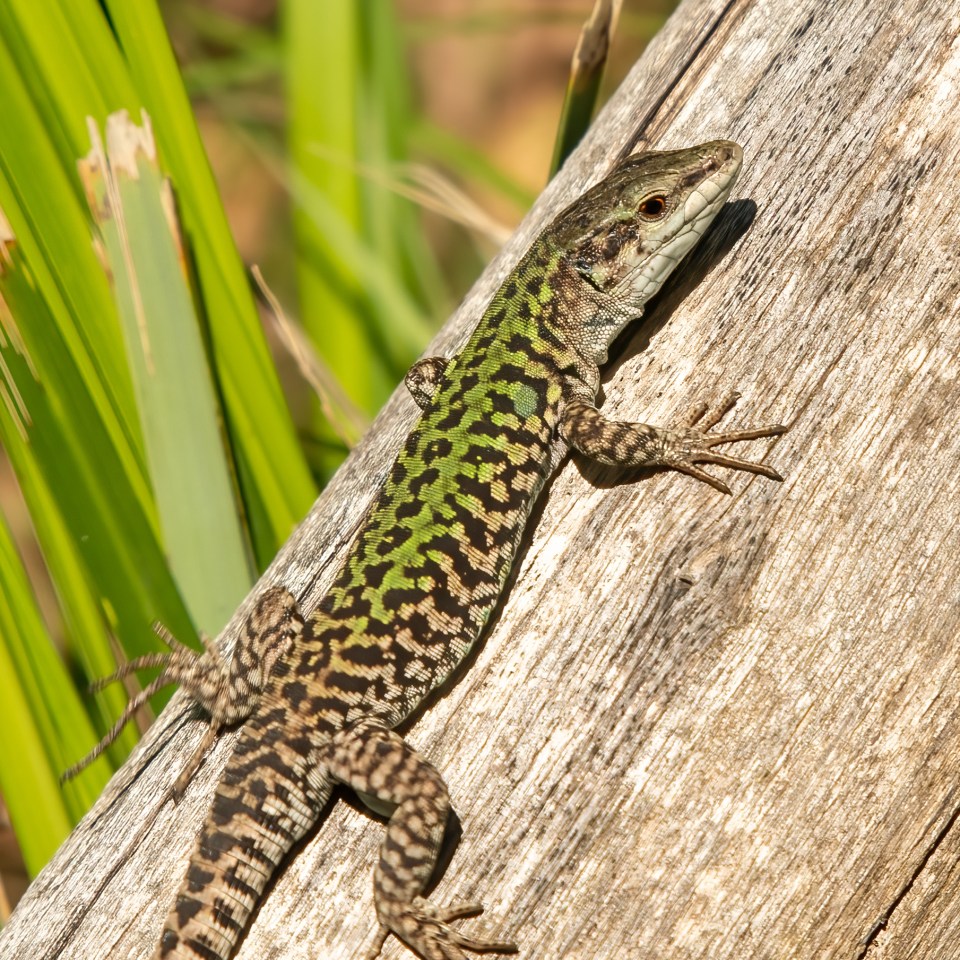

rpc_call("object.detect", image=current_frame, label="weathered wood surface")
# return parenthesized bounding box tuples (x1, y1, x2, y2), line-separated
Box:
(5, 0, 960, 957)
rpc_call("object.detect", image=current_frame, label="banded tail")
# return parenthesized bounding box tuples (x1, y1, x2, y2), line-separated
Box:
(155, 714, 328, 960)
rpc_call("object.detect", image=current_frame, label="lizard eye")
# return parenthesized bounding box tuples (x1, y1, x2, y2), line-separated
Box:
(638, 195, 667, 220)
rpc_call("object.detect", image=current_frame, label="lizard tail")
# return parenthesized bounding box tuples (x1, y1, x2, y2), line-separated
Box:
(154, 716, 328, 960)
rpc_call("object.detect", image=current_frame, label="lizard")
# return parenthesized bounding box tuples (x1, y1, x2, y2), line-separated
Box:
(67, 139, 786, 960)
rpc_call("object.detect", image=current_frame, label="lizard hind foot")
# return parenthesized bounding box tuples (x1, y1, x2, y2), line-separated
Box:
(377, 897, 518, 960)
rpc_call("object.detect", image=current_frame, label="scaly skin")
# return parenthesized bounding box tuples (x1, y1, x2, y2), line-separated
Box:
(70, 141, 786, 960)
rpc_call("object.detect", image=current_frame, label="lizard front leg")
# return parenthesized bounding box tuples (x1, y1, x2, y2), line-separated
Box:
(561, 393, 786, 494)
(323, 721, 517, 960)
(405, 356, 451, 410)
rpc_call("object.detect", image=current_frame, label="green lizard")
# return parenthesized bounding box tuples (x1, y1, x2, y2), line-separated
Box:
(69, 140, 785, 960)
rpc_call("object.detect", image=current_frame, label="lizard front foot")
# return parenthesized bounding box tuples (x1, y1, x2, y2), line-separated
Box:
(660, 392, 787, 493)
(369, 897, 517, 960)
(562, 391, 786, 495)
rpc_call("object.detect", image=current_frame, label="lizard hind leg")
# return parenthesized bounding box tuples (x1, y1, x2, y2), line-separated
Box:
(323, 721, 517, 960)
(60, 585, 303, 789)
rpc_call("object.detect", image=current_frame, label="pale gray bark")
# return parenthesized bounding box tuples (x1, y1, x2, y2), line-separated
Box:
(4, 0, 960, 957)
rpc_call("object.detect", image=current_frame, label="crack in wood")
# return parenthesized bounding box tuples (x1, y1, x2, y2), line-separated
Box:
(855, 789, 960, 958)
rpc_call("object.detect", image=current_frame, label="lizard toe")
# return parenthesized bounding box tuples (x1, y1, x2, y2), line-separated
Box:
(392, 897, 517, 960)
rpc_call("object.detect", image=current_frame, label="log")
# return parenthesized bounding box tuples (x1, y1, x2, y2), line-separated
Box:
(5, 0, 960, 956)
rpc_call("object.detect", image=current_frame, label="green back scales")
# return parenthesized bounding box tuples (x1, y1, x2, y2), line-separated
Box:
(314, 239, 578, 720)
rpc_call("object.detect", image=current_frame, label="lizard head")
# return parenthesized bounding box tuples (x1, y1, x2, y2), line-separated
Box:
(554, 140, 743, 312)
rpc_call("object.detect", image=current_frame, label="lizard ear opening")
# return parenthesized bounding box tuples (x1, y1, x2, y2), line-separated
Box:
(573, 258, 608, 292)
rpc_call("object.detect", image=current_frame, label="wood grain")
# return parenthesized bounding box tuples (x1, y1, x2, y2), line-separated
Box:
(4, 0, 960, 957)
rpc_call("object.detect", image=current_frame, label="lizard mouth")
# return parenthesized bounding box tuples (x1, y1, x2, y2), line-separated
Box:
(671, 140, 744, 242)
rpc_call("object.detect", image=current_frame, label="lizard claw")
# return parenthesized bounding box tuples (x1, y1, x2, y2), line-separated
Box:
(373, 896, 518, 960)
(663, 393, 786, 493)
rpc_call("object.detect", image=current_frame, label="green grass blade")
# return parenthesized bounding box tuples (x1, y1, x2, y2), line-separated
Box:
(0, 7, 142, 459)
(550, 0, 622, 175)
(0, 507, 96, 874)
(285, 0, 369, 402)
(22, 475, 142, 793)
(80, 113, 257, 633)
(0, 53, 195, 659)
(0, 0, 138, 175)
(288, 168, 434, 369)
(363, 5, 448, 323)
(283, 0, 442, 477)
(0, 0, 322, 826)
(104, 0, 317, 563)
